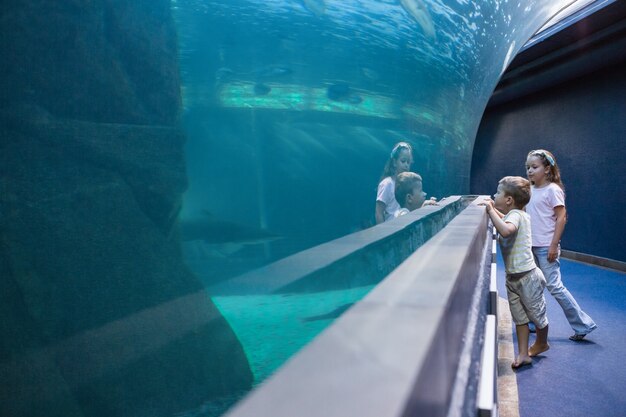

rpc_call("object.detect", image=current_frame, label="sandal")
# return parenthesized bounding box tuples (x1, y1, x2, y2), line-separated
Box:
(569, 333, 587, 341)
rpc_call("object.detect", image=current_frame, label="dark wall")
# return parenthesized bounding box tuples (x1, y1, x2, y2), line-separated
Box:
(471, 62, 626, 262)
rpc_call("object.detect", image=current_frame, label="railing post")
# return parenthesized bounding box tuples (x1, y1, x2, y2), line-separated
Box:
(478, 224, 499, 417)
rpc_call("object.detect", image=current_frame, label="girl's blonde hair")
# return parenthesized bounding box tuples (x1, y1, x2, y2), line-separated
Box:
(380, 142, 413, 180)
(527, 149, 564, 190)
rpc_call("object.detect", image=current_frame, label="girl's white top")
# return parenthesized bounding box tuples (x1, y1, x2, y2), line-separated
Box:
(526, 183, 565, 247)
(377, 176, 400, 222)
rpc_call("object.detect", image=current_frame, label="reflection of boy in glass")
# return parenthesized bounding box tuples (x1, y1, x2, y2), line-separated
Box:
(393, 172, 437, 217)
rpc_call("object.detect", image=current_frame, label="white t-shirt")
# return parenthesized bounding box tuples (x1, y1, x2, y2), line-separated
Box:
(526, 183, 565, 247)
(377, 176, 400, 222)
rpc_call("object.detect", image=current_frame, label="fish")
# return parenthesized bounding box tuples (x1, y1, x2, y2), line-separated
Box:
(214, 66, 292, 92)
(253, 83, 272, 95)
(326, 83, 363, 104)
(253, 65, 293, 78)
(179, 213, 281, 246)
(344, 95, 363, 105)
(300, 0, 326, 17)
(215, 67, 235, 83)
(399, 0, 436, 40)
(301, 303, 354, 322)
(361, 67, 380, 81)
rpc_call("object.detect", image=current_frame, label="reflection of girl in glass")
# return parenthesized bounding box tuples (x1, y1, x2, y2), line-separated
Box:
(375, 142, 413, 224)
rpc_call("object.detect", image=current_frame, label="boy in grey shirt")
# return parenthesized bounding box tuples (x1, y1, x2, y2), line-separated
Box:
(483, 176, 550, 369)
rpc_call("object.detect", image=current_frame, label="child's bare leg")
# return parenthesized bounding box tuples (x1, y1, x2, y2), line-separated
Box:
(529, 324, 550, 356)
(513, 324, 533, 368)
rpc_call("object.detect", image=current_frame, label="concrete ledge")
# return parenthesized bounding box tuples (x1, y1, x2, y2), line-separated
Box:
(209, 196, 469, 295)
(224, 198, 492, 417)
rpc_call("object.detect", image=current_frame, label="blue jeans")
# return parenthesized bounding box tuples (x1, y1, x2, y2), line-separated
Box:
(532, 246, 597, 335)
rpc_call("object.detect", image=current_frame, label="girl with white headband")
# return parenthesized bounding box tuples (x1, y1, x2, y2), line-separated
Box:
(525, 149, 597, 341)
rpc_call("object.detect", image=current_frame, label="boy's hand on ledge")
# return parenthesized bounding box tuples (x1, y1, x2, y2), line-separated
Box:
(478, 198, 495, 213)
(422, 197, 439, 207)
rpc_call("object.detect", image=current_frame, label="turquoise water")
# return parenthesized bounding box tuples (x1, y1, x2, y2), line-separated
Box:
(170, 0, 577, 415)
(173, 0, 574, 284)
(213, 285, 374, 384)
(170, 285, 374, 417)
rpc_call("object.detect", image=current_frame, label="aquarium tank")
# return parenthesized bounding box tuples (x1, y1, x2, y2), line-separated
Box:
(0, 1, 579, 417)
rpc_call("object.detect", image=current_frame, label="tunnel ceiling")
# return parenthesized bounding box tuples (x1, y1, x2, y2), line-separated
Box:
(489, 0, 626, 107)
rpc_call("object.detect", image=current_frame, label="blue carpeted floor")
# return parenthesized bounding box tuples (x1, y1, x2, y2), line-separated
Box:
(497, 255, 626, 417)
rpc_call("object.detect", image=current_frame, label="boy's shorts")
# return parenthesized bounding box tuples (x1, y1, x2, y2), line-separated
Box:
(506, 267, 549, 328)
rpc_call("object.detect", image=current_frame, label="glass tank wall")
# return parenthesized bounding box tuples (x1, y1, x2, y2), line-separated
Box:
(173, 0, 571, 283)
(170, 1, 572, 413)
(0, 1, 580, 417)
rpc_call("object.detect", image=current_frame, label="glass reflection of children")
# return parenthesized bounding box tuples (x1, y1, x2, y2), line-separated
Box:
(375, 142, 413, 224)
(483, 176, 550, 369)
(525, 149, 597, 341)
(393, 172, 438, 217)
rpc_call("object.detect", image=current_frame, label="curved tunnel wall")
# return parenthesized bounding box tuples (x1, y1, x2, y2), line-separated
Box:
(0, 1, 602, 417)
(471, 60, 626, 262)
(175, 0, 575, 274)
